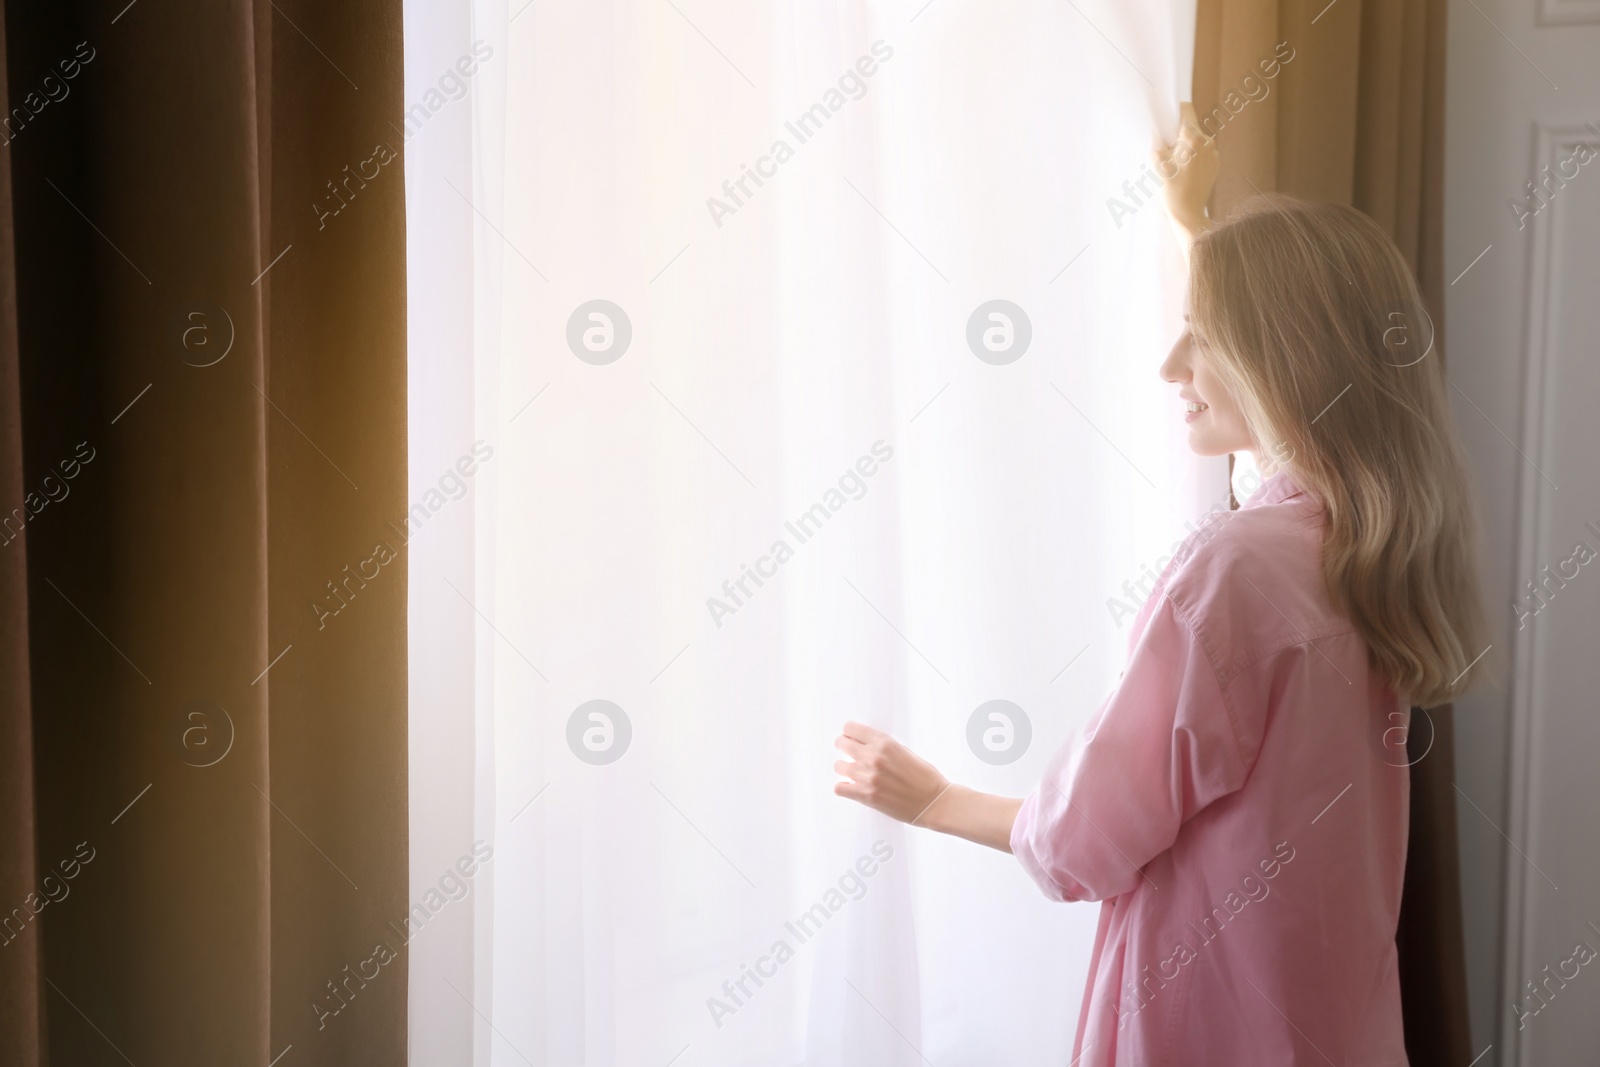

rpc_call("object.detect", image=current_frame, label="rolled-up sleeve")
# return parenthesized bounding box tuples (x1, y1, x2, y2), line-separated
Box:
(1011, 593, 1252, 902)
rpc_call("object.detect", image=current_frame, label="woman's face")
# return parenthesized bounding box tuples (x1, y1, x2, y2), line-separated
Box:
(1160, 296, 1254, 456)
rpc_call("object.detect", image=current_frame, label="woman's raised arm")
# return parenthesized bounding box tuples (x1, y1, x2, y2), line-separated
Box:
(1154, 101, 1221, 255)
(833, 721, 1023, 853)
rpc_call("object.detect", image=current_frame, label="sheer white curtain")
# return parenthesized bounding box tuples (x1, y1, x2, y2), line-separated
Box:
(402, 2, 1217, 1064)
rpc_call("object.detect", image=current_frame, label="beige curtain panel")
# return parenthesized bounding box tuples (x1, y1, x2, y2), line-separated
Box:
(0, 2, 410, 1064)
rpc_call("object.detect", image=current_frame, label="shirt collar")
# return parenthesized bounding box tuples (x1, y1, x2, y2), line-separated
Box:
(1240, 467, 1305, 509)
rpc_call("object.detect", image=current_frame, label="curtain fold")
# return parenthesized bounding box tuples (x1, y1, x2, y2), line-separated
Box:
(0, 3, 45, 1062)
(1193, 2, 1467, 1063)
(0, 2, 409, 1064)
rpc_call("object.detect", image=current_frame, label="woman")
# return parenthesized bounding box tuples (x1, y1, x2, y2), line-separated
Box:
(833, 113, 1486, 1065)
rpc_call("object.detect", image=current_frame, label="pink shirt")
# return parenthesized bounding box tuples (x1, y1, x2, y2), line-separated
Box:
(1011, 470, 1410, 1066)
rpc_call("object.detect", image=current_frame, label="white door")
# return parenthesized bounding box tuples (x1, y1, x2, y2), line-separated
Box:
(1445, 2, 1600, 1062)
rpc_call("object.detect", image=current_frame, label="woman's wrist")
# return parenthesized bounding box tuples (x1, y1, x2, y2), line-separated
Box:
(908, 780, 953, 827)
(914, 781, 962, 833)
(915, 783, 1023, 853)
(1171, 208, 1211, 245)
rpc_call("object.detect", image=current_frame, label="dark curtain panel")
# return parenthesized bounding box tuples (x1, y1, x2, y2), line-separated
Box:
(0, 2, 408, 1065)
(1193, 1, 1468, 1064)
(0, 6, 43, 1065)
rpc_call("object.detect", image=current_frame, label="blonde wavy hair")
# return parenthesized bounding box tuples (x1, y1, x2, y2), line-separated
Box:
(1189, 194, 1486, 707)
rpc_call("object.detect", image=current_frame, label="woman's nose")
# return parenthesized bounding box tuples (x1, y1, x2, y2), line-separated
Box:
(1160, 331, 1193, 383)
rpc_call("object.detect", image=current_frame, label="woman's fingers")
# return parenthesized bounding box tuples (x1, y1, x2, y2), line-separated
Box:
(841, 720, 883, 743)
(832, 722, 949, 823)
(1151, 102, 1221, 248)
(1178, 102, 1208, 146)
(1156, 106, 1214, 168)
(834, 734, 867, 759)
(1177, 101, 1199, 141)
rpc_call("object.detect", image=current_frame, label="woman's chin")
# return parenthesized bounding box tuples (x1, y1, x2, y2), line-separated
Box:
(1184, 430, 1233, 458)
(1184, 420, 1253, 458)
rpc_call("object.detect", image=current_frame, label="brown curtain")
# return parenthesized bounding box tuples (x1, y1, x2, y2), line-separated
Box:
(1193, 2, 1467, 1063)
(0, 2, 408, 1065)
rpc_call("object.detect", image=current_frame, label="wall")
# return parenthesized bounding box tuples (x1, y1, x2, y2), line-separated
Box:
(1445, 2, 1600, 1062)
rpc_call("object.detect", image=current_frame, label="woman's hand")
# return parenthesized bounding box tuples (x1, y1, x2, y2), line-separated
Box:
(833, 721, 1024, 852)
(833, 721, 949, 825)
(1153, 102, 1220, 249)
